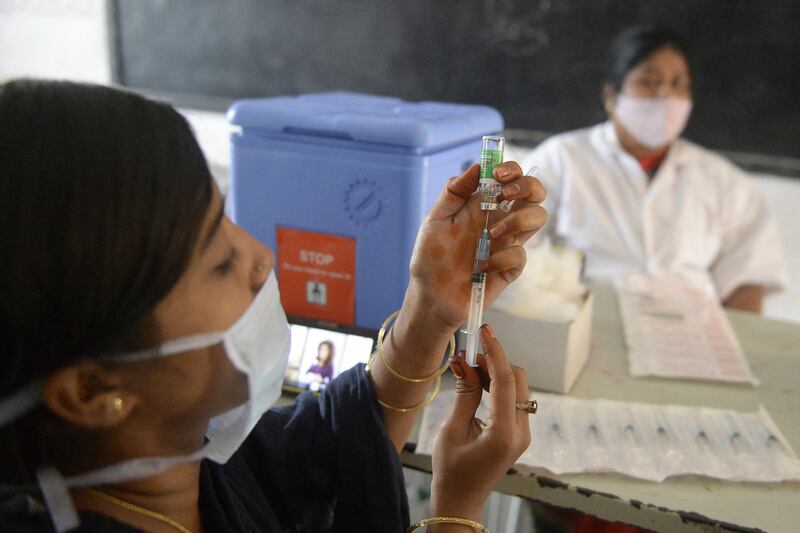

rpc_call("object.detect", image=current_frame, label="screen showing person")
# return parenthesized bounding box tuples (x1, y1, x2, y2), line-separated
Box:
(283, 321, 375, 392)
(306, 339, 336, 384)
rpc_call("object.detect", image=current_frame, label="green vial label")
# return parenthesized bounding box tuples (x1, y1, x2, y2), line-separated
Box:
(479, 149, 503, 182)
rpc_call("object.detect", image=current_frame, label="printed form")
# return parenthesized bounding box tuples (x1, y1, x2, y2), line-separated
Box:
(615, 275, 759, 385)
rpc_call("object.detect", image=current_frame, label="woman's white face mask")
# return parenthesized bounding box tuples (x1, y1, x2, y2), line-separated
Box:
(0, 271, 291, 531)
(613, 94, 693, 149)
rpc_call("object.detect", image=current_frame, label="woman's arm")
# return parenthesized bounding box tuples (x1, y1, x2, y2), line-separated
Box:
(368, 285, 454, 450)
(369, 162, 547, 451)
(723, 284, 763, 314)
(710, 165, 787, 305)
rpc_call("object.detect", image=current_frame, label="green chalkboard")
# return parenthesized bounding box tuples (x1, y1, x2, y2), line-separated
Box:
(112, 0, 800, 163)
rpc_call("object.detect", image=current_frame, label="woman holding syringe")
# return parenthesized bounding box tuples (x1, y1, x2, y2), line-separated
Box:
(0, 81, 547, 532)
(380, 151, 547, 530)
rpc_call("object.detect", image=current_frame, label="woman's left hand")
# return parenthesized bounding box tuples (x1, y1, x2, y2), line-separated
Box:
(406, 162, 547, 332)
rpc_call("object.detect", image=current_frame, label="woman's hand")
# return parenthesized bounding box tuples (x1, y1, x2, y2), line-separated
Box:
(370, 163, 543, 451)
(407, 162, 547, 333)
(430, 325, 531, 523)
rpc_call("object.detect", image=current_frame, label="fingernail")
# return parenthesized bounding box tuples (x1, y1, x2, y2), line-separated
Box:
(502, 183, 520, 196)
(495, 166, 511, 179)
(490, 222, 506, 238)
(450, 362, 464, 379)
(481, 323, 496, 338)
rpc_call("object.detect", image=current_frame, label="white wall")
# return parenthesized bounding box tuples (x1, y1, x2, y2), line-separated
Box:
(181, 109, 234, 196)
(757, 174, 800, 323)
(0, 0, 110, 84)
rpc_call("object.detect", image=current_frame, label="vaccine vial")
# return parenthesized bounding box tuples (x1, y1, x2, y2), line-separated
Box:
(479, 135, 505, 211)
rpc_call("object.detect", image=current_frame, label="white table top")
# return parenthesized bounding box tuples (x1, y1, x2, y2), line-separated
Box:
(403, 285, 800, 532)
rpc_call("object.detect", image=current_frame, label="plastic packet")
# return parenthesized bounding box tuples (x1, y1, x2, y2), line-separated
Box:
(738, 412, 800, 480)
(599, 403, 657, 480)
(703, 409, 765, 481)
(530, 396, 578, 474)
(570, 401, 613, 473)
(669, 407, 729, 479)
(644, 406, 691, 479)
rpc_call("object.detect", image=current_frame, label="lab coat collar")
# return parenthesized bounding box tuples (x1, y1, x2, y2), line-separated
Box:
(600, 120, 624, 155)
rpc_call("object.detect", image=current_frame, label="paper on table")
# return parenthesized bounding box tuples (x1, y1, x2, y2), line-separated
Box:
(416, 391, 800, 482)
(616, 275, 759, 385)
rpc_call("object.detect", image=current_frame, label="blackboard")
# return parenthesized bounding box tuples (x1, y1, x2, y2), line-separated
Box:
(111, 0, 800, 168)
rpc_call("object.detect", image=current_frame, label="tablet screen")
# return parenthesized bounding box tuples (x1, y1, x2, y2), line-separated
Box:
(283, 318, 376, 393)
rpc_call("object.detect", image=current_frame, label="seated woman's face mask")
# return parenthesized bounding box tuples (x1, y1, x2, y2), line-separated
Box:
(0, 271, 291, 526)
(614, 94, 693, 149)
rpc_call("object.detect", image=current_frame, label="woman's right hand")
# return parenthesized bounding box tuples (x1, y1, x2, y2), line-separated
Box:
(429, 324, 532, 524)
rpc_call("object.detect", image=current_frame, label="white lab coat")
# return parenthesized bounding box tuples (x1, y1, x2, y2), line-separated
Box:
(510, 122, 788, 300)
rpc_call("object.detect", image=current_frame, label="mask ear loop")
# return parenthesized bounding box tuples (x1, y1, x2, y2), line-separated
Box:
(0, 382, 42, 427)
(35, 467, 80, 532)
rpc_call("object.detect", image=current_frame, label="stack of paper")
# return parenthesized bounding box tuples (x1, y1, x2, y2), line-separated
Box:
(616, 275, 758, 384)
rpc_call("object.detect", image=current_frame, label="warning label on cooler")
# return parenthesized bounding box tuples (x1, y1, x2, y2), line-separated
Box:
(277, 227, 355, 325)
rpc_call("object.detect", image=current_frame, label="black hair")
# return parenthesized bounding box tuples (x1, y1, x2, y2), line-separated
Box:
(0, 80, 213, 482)
(605, 25, 692, 93)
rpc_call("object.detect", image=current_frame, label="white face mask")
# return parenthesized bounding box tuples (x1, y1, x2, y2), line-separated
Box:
(0, 271, 290, 531)
(613, 95, 693, 149)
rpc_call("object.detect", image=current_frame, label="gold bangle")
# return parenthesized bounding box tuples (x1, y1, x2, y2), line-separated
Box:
(406, 516, 490, 532)
(367, 351, 442, 412)
(377, 310, 456, 383)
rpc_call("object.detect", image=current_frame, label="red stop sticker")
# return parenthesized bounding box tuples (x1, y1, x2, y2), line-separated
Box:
(277, 227, 356, 325)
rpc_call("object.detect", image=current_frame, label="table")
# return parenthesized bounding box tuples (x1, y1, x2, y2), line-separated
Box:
(401, 285, 800, 532)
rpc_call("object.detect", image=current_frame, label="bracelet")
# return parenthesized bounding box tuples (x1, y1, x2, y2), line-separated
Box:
(366, 351, 441, 412)
(406, 516, 490, 532)
(377, 310, 456, 383)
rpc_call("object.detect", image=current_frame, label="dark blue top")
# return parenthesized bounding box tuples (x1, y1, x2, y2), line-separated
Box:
(0, 364, 410, 532)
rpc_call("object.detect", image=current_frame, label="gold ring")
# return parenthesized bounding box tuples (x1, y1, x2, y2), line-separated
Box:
(515, 400, 538, 414)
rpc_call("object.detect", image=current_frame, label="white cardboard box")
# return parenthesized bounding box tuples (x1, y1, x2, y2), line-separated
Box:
(483, 291, 594, 393)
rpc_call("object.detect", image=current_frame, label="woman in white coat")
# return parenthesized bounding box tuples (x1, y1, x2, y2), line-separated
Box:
(516, 25, 786, 313)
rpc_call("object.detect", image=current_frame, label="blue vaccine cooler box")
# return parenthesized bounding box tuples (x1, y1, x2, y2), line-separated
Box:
(228, 92, 503, 329)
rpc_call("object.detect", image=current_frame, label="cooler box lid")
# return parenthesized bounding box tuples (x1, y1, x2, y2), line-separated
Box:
(228, 92, 503, 151)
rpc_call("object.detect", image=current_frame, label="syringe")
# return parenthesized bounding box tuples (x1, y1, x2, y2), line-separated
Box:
(461, 135, 505, 367)
(463, 229, 491, 367)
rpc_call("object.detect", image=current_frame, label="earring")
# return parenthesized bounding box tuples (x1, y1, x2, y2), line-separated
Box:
(111, 397, 124, 413)
(254, 264, 264, 274)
